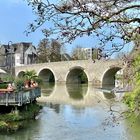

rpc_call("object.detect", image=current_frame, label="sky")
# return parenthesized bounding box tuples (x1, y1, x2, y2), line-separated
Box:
(0, 0, 98, 54)
(0, 0, 43, 45)
(0, 0, 133, 56)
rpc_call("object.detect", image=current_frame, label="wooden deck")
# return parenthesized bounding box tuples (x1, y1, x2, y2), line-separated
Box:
(0, 87, 41, 106)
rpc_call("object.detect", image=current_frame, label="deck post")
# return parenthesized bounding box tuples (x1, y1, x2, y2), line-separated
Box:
(6, 93, 8, 106)
(14, 106, 19, 115)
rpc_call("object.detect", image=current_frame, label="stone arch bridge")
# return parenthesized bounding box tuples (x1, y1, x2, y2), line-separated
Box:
(15, 60, 124, 87)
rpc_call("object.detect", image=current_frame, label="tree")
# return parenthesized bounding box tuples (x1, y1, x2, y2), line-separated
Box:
(26, 0, 140, 56)
(37, 38, 51, 62)
(37, 38, 62, 62)
(50, 39, 62, 62)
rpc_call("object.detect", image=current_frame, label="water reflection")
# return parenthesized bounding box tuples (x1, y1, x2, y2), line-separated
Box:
(101, 84, 119, 100)
(41, 83, 117, 101)
(49, 103, 60, 114)
(0, 84, 140, 140)
(41, 83, 55, 96)
(38, 84, 106, 106)
(103, 92, 116, 99)
(66, 84, 88, 100)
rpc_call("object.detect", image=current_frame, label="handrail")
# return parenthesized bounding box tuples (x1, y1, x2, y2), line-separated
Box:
(0, 87, 41, 106)
(0, 89, 14, 92)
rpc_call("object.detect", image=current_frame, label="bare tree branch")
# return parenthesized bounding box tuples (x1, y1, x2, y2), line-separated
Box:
(25, 0, 140, 56)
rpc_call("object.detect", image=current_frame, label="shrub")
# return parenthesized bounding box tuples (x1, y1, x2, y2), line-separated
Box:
(14, 78, 25, 91)
(0, 83, 7, 89)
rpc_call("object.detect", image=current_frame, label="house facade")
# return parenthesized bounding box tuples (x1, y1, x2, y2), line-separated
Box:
(0, 42, 37, 71)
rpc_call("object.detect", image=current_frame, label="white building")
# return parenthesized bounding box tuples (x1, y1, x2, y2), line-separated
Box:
(77, 47, 98, 60)
(82, 48, 93, 59)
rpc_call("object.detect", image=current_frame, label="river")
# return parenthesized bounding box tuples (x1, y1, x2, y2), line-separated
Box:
(0, 84, 139, 140)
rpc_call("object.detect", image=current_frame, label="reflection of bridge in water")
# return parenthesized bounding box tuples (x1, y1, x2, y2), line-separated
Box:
(37, 84, 116, 106)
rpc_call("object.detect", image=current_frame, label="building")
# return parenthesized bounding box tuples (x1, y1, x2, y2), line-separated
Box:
(82, 48, 93, 60)
(0, 42, 37, 72)
(76, 47, 99, 60)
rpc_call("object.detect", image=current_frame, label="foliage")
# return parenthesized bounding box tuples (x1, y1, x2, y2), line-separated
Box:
(0, 103, 42, 132)
(23, 70, 42, 86)
(37, 38, 62, 62)
(26, 0, 140, 56)
(123, 54, 140, 116)
(0, 113, 21, 122)
(34, 77, 43, 85)
(23, 70, 38, 81)
(37, 38, 50, 63)
(123, 89, 140, 117)
(0, 83, 8, 89)
(49, 39, 62, 62)
(1, 75, 14, 83)
(0, 70, 42, 90)
(0, 121, 8, 131)
(19, 103, 42, 120)
(0, 104, 41, 122)
(79, 72, 88, 83)
(14, 78, 25, 91)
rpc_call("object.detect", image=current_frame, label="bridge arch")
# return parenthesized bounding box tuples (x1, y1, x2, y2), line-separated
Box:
(66, 66, 88, 84)
(17, 71, 25, 78)
(38, 68, 55, 83)
(102, 66, 122, 88)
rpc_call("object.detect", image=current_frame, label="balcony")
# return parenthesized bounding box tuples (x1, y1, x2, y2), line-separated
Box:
(0, 87, 41, 106)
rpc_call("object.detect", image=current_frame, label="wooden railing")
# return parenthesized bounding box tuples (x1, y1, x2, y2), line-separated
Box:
(0, 87, 41, 106)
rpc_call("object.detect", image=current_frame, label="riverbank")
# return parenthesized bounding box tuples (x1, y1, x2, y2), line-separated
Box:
(0, 102, 42, 132)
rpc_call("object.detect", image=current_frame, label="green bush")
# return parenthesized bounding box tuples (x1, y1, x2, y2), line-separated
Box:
(0, 113, 21, 122)
(123, 54, 140, 116)
(14, 78, 25, 91)
(0, 121, 8, 130)
(0, 83, 7, 89)
(123, 86, 140, 116)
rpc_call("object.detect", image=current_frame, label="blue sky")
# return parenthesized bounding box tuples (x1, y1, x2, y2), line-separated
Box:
(0, 0, 44, 45)
(0, 0, 97, 54)
(0, 0, 133, 56)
